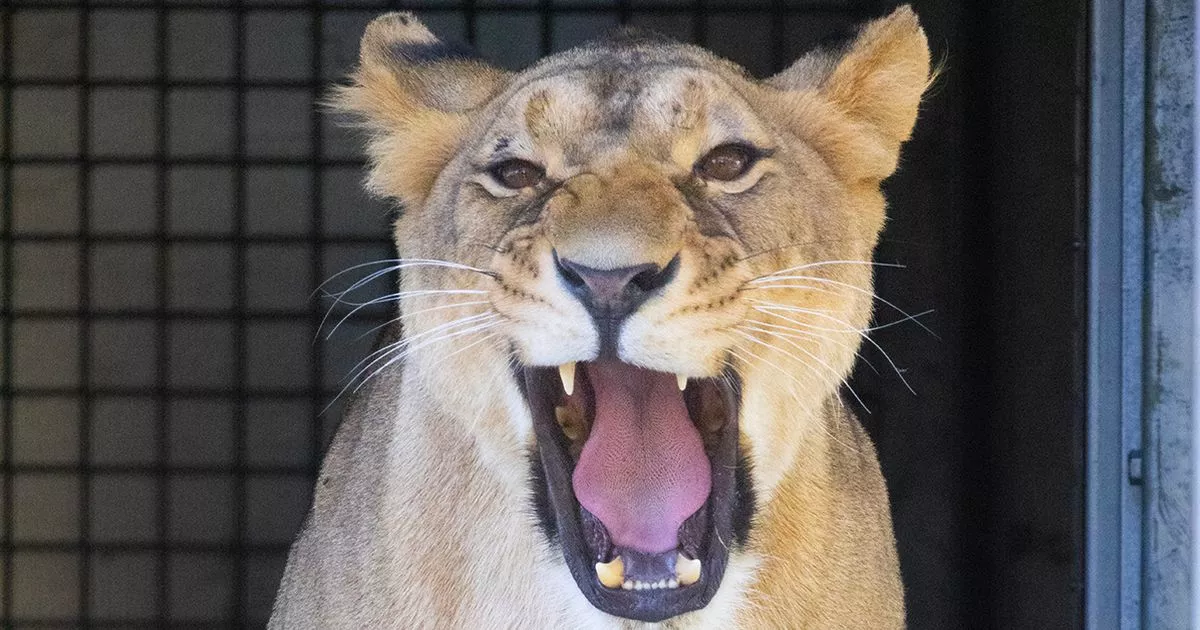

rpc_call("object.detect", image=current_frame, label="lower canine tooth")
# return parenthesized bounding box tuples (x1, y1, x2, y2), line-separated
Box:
(594, 556, 624, 589)
(676, 554, 702, 586)
(677, 373, 688, 391)
(554, 406, 584, 441)
(559, 363, 576, 396)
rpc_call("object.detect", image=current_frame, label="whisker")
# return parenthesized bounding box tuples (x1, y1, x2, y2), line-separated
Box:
(322, 289, 489, 339)
(749, 300, 934, 335)
(353, 327, 502, 397)
(723, 341, 860, 454)
(315, 257, 497, 302)
(322, 318, 502, 416)
(735, 238, 882, 262)
(864, 309, 935, 333)
(349, 300, 493, 342)
(733, 329, 870, 413)
(745, 274, 937, 338)
(717, 367, 740, 396)
(741, 323, 876, 402)
(747, 300, 866, 333)
(400, 331, 504, 385)
(320, 262, 492, 310)
(750, 305, 916, 394)
(743, 283, 850, 307)
(334, 289, 490, 308)
(320, 264, 402, 303)
(345, 312, 498, 378)
(317, 259, 496, 331)
(749, 259, 905, 282)
(336, 316, 493, 395)
(351, 319, 502, 394)
(741, 321, 879, 376)
(317, 264, 402, 330)
(314, 258, 403, 296)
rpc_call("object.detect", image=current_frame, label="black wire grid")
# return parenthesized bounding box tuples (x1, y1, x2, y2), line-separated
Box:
(0, 0, 886, 626)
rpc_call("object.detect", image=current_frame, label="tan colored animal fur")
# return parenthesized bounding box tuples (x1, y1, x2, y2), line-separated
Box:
(272, 7, 930, 628)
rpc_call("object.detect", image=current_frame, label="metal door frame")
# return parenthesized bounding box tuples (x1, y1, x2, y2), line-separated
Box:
(1088, 0, 1195, 626)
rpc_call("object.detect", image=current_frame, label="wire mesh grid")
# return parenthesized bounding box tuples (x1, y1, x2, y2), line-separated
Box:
(0, 0, 887, 626)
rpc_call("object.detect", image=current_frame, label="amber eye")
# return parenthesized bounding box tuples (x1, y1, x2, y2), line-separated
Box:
(694, 144, 757, 182)
(489, 159, 545, 189)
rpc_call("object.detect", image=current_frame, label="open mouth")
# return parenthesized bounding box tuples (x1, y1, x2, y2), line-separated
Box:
(520, 359, 750, 622)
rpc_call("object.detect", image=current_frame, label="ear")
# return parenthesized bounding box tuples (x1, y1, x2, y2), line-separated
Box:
(332, 13, 511, 206)
(769, 5, 931, 182)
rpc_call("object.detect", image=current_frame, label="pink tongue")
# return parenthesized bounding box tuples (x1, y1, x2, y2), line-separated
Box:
(571, 363, 711, 554)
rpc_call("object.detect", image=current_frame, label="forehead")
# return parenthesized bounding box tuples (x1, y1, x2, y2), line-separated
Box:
(479, 61, 769, 163)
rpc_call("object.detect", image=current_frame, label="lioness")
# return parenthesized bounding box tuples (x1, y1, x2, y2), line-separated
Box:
(272, 6, 930, 628)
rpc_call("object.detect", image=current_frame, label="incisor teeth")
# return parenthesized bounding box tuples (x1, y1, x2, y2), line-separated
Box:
(676, 554, 702, 587)
(559, 363, 576, 396)
(594, 556, 624, 589)
(618, 577, 680, 591)
(677, 373, 688, 391)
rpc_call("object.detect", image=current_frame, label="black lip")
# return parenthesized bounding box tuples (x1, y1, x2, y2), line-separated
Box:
(520, 364, 745, 623)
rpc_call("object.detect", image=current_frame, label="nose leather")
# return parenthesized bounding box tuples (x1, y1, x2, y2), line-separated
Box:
(554, 252, 679, 321)
(559, 259, 657, 309)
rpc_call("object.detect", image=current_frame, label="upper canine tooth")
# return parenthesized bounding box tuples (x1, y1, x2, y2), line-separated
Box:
(677, 373, 688, 391)
(559, 363, 576, 396)
(676, 554, 701, 586)
(594, 556, 624, 589)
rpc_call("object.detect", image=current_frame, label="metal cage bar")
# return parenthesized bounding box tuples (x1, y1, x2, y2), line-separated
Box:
(1087, 0, 1146, 625)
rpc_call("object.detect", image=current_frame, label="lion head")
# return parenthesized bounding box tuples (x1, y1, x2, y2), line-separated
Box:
(334, 7, 929, 622)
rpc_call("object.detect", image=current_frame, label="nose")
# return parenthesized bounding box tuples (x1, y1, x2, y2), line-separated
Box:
(554, 251, 680, 319)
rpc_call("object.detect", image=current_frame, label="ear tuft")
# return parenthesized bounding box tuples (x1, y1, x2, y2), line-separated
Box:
(330, 13, 510, 207)
(361, 12, 481, 67)
(361, 13, 433, 62)
(822, 5, 929, 147)
(344, 12, 506, 118)
(769, 5, 931, 181)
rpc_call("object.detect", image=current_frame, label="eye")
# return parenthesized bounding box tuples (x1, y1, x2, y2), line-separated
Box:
(694, 144, 757, 182)
(489, 159, 545, 189)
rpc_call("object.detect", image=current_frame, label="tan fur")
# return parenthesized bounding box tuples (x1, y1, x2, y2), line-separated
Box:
(273, 7, 930, 628)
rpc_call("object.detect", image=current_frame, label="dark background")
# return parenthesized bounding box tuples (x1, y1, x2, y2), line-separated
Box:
(858, 1, 1087, 628)
(0, 0, 1086, 627)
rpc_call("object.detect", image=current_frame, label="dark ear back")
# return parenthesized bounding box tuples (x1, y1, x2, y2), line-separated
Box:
(353, 12, 509, 115)
(331, 13, 511, 206)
